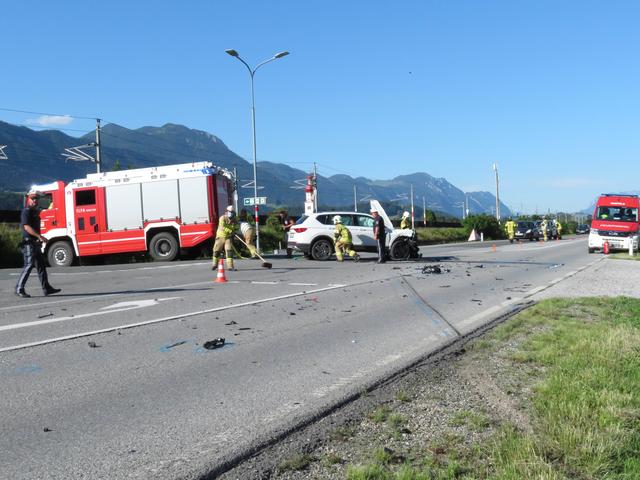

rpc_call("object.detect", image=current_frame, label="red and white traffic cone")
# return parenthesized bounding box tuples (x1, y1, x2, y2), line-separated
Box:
(215, 258, 228, 283)
(603, 241, 610, 255)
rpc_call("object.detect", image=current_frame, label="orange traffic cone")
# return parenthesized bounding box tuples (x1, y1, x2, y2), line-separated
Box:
(492, 243, 497, 252)
(215, 258, 228, 283)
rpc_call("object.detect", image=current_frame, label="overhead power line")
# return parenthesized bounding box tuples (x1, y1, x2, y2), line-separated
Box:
(0, 107, 98, 121)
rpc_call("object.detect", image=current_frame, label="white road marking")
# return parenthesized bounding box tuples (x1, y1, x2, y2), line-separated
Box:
(0, 284, 354, 353)
(289, 283, 318, 286)
(0, 298, 178, 333)
(251, 281, 279, 285)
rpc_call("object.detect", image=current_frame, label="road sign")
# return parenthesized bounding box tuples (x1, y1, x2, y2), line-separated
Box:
(243, 197, 267, 206)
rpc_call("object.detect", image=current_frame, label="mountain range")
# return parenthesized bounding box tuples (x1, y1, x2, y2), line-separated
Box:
(0, 120, 511, 218)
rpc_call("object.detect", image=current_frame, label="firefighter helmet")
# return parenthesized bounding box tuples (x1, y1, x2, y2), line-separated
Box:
(332, 215, 342, 224)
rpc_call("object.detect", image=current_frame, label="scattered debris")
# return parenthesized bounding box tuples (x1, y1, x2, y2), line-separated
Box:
(87, 341, 100, 348)
(471, 299, 482, 303)
(289, 312, 296, 315)
(37, 312, 54, 319)
(439, 285, 451, 288)
(238, 327, 251, 331)
(506, 296, 512, 300)
(43, 427, 52, 432)
(474, 264, 484, 268)
(225, 320, 238, 325)
(203, 338, 225, 350)
(164, 341, 187, 350)
(420, 265, 450, 275)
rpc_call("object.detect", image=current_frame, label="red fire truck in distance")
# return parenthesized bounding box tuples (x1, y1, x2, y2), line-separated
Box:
(588, 193, 639, 253)
(29, 162, 234, 266)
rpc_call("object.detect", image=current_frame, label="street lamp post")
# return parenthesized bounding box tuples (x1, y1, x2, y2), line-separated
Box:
(225, 49, 289, 252)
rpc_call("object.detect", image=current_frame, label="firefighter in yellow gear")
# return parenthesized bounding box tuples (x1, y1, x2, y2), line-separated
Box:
(504, 217, 517, 243)
(400, 211, 411, 230)
(332, 215, 360, 262)
(239, 209, 257, 258)
(541, 218, 548, 242)
(212, 206, 237, 270)
(556, 220, 562, 240)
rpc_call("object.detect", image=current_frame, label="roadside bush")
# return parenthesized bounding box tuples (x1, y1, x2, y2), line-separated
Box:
(0, 223, 22, 268)
(462, 214, 504, 240)
(415, 227, 467, 244)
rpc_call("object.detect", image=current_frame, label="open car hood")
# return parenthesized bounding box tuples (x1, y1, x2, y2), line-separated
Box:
(369, 200, 395, 231)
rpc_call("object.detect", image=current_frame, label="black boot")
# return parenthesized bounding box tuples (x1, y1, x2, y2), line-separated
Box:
(15, 290, 31, 298)
(44, 286, 61, 296)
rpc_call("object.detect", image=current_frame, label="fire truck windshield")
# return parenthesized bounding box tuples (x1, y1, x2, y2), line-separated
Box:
(597, 206, 638, 222)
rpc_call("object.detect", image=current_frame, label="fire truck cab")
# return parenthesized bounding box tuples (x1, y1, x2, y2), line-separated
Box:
(30, 162, 233, 266)
(588, 194, 639, 253)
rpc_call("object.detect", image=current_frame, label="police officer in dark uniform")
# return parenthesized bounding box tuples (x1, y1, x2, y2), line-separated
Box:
(15, 189, 61, 298)
(371, 208, 386, 263)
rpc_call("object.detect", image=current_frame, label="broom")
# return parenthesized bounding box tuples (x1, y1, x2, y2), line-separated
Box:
(234, 234, 272, 269)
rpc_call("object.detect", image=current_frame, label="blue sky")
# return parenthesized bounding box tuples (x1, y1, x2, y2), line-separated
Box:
(2, 0, 638, 213)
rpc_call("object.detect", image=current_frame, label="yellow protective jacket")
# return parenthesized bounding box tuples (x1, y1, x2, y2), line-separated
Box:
(505, 220, 516, 235)
(216, 215, 236, 239)
(334, 224, 353, 244)
(400, 218, 411, 229)
(556, 221, 562, 233)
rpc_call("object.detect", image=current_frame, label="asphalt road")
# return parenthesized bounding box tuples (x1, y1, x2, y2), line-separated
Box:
(0, 236, 596, 479)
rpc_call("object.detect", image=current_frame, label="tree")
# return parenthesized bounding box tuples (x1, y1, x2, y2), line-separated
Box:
(462, 214, 504, 239)
(112, 159, 122, 171)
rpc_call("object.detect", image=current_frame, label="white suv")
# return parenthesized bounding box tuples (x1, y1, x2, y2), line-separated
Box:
(288, 208, 419, 261)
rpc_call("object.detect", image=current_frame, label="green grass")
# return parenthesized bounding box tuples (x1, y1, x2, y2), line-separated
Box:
(609, 251, 640, 261)
(343, 297, 640, 479)
(369, 406, 392, 423)
(414, 227, 468, 245)
(0, 223, 22, 268)
(276, 453, 315, 473)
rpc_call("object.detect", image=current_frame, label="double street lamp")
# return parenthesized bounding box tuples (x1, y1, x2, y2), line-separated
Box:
(225, 49, 289, 252)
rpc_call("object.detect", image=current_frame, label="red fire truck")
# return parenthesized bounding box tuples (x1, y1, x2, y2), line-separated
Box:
(29, 162, 234, 266)
(588, 193, 639, 253)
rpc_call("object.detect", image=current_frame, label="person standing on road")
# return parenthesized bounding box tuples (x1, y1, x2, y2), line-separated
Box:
(238, 209, 257, 258)
(371, 208, 386, 263)
(556, 219, 563, 240)
(504, 217, 517, 244)
(400, 211, 411, 230)
(541, 217, 549, 242)
(15, 190, 61, 298)
(212, 205, 237, 271)
(332, 215, 360, 262)
(282, 214, 295, 258)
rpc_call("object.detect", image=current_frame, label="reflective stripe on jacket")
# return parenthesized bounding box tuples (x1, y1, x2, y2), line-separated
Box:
(334, 224, 352, 244)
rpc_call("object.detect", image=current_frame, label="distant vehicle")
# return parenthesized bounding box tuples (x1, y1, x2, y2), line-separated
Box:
(514, 221, 540, 241)
(575, 224, 590, 234)
(28, 162, 234, 267)
(588, 194, 639, 253)
(534, 220, 557, 240)
(287, 202, 420, 261)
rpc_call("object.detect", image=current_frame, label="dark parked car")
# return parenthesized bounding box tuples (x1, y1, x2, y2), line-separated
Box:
(514, 221, 540, 241)
(576, 224, 590, 234)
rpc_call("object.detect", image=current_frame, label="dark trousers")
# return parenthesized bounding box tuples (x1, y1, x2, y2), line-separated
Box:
(16, 243, 49, 293)
(376, 237, 386, 263)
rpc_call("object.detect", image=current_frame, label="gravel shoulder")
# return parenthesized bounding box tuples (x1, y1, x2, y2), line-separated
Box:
(214, 257, 640, 480)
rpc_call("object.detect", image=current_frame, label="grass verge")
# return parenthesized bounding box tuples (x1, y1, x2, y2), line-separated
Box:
(271, 297, 640, 479)
(0, 223, 22, 268)
(415, 227, 468, 244)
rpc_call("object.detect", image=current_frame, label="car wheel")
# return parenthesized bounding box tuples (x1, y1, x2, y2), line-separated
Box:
(390, 239, 411, 260)
(310, 238, 333, 261)
(149, 232, 179, 262)
(47, 240, 75, 267)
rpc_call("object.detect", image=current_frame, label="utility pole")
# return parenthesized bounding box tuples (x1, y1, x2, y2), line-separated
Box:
(233, 166, 239, 213)
(354, 184, 357, 212)
(95, 118, 102, 173)
(493, 163, 500, 221)
(313, 162, 318, 212)
(423, 195, 426, 227)
(410, 184, 415, 229)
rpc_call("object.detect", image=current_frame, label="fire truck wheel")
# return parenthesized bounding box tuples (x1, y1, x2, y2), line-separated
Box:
(47, 241, 75, 267)
(149, 232, 179, 262)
